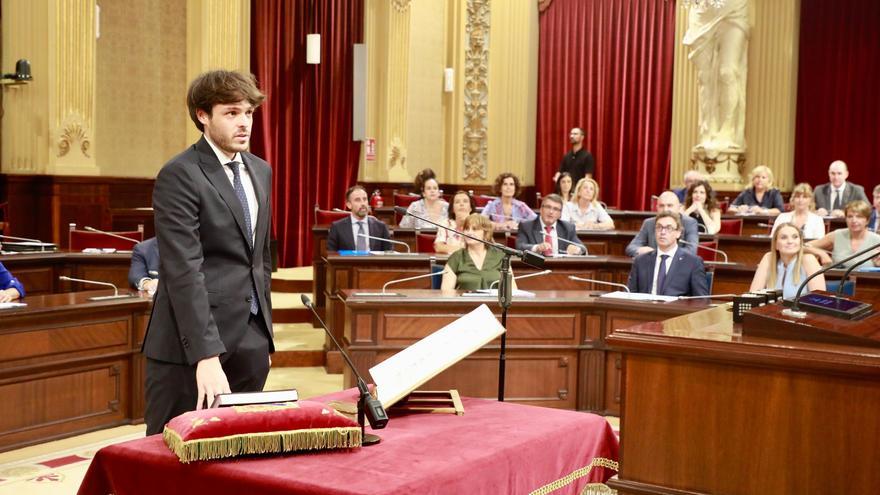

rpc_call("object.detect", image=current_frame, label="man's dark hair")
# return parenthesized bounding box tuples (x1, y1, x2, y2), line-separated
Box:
(655, 211, 682, 231)
(187, 70, 266, 132)
(542, 193, 565, 208)
(345, 185, 367, 202)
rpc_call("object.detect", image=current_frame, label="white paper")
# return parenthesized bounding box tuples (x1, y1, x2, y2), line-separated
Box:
(598, 291, 678, 302)
(464, 288, 536, 298)
(369, 304, 506, 407)
(0, 302, 27, 309)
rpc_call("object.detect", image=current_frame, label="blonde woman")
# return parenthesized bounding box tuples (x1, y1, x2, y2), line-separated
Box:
(562, 177, 614, 230)
(729, 165, 784, 215)
(441, 214, 515, 290)
(806, 200, 880, 268)
(750, 222, 824, 300)
(683, 180, 721, 235)
(771, 183, 825, 240)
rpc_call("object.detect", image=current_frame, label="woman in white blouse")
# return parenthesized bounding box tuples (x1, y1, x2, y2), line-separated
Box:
(771, 183, 825, 240)
(434, 191, 475, 254)
(399, 176, 449, 229)
(562, 178, 615, 230)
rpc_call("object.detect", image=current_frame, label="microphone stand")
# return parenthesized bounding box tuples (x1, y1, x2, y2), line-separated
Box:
(302, 295, 388, 445)
(395, 207, 544, 401)
(833, 246, 880, 296)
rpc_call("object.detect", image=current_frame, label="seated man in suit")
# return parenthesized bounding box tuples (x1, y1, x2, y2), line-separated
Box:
(129, 237, 159, 291)
(814, 160, 868, 218)
(625, 191, 699, 257)
(327, 185, 391, 251)
(627, 212, 709, 297)
(516, 193, 586, 256)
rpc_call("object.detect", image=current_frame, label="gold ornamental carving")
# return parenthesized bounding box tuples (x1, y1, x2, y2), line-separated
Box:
(392, 0, 411, 13)
(463, 0, 490, 180)
(57, 120, 92, 158)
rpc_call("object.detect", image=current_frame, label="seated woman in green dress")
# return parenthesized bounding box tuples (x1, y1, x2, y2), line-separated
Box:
(441, 213, 515, 291)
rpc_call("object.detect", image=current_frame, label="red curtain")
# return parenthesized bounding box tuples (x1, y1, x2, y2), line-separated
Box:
(794, 0, 880, 188)
(535, 0, 676, 210)
(250, 0, 363, 267)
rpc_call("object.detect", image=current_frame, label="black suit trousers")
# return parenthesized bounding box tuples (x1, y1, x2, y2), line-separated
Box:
(144, 312, 271, 435)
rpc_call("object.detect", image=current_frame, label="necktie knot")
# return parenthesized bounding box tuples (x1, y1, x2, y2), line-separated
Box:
(545, 225, 553, 233)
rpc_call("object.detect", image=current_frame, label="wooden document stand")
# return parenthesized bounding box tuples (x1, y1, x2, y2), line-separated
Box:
(389, 390, 464, 415)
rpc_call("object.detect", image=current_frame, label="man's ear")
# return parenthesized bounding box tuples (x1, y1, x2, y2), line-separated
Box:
(196, 108, 211, 126)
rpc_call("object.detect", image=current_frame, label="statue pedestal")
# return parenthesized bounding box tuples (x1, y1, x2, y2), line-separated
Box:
(690, 147, 746, 189)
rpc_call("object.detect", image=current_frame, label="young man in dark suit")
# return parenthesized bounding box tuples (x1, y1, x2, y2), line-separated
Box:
(143, 70, 274, 435)
(627, 211, 709, 297)
(327, 185, 391, 252)
(516, 193, 586, 256)
(128, 237, 159, 291)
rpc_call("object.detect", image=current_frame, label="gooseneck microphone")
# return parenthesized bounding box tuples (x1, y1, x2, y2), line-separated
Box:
(489, 269, 552, 289)
(568, 275, 630, 293)
(788, 241, 880, 315)
(832, 245, 880, 296)
(58, 276, 138, 301)
(83, 226, 141, 245)
(301, 295, 387, 445)
(0, 233, 53, 252)
(679, 239, 731, 264)
(356, 232, 411, 253)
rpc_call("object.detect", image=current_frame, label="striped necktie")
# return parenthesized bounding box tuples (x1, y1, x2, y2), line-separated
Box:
(226, 161, 259, 315)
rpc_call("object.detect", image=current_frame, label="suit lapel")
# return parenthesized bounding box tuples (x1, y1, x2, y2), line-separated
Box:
(343, 218, 356, 249)
(195, 138, 253, 256)
(662, 252, 687, 295)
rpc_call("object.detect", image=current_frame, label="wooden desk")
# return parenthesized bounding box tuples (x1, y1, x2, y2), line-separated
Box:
(606, 304, 880, 494)
(0, 290, 150, 452)
(0, 251, 133, 296)
(342, 289, 718, 414)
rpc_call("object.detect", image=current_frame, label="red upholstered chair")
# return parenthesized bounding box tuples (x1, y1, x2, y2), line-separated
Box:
(416, 232, 436, 253)
(314, 205, 349, 225)
(472, 194, 495, 208)
(649, 196, 659, 212)
(393, 193, 420, 208)
(717, 199, 730, 212)
(69, 223, 144, 251)
(718, 218, 743, 236)
(697, 240, 719, 262)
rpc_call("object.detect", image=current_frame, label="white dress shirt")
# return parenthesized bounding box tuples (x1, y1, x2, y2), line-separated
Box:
(651, 245, 678, 295)
(535, 219, 559, 254)
(204, 135, 259, 245)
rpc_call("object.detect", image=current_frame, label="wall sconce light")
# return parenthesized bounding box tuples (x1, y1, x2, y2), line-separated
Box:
(1, 59, 33, 86)
(306, 34, 321, 64)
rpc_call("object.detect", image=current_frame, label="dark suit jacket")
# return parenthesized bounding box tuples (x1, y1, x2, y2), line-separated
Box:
(515, 218, 585, 254)
(128, 237, 159, 289)
(625, 216, 699, 257)
(814, 181, 868, 212)
(327, 216, 391, 251)
(627, 249, 709, 297)
(143, 137, 274, 366)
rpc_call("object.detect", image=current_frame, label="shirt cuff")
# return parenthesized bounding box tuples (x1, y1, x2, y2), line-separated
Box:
(137, 277, 151, 290)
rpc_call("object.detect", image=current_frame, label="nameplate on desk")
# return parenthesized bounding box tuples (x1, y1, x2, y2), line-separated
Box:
(599, 291, 678, 302)
(463, 289, 536, 298)
(82, 248, 118, 254)
(337, 250, 371, 256)
(88, 294, 140, 301)
(352, 292, 404, 297)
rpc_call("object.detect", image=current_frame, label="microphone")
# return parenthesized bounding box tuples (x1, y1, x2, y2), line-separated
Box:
(679, 240, 731, 264)
(553, 235, 588, 255)
(58, 275, 138, 300)
(84, 226, 141, 245)
(301, 295, 387, 444)
(568, 275, 630, 293)
(356, 232, 412, 253)
(0, 233, 55, 252)
(787, 241, 880, 316)
(489, 269, 552, 289)
(832, 245, 880, 296)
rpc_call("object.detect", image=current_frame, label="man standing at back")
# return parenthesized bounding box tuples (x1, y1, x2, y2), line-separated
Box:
(553, 127, 594, 184)
(143, 70, 274, 435)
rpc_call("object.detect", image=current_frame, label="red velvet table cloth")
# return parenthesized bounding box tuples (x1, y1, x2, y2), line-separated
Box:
(79, 390, 618, 495)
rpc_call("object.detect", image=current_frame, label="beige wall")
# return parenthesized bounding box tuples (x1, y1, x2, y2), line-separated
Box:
(670, 0, 801, 192)
(96, 0, 188, 178)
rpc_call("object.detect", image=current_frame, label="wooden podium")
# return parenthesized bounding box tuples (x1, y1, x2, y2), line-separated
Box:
(607, 302, 880, 494)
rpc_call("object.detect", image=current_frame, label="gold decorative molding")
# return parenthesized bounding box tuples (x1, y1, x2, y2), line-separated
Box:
(57, 118, 91, 158)
(463, 0, 490, 181)
(392, 0, 411, 13)
(388, 136, 407, 173)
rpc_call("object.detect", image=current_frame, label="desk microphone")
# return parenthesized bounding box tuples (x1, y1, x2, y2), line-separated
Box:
(301, 295, 387, 444)
(831, 244, 880, 296)
(356, 232, 411, 253)
(679, 240, 731, 264)
(84, 226, 141, 245)
(568, 275, 630, 293)
(58, 275, 138, 300)
(489, 269, 552, 289)
(0, 233, 55, 252)
(787, 241, 880, 317)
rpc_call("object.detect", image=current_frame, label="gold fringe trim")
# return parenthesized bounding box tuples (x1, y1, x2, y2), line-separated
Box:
(528, 457, 619, 495)
(163, 426, 362, 463)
